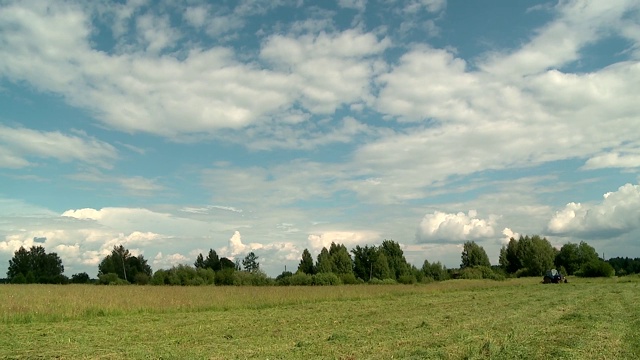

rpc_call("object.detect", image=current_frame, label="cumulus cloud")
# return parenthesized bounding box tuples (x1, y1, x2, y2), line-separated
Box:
(218, 231, 301, 264)
(307, 231, 380, 252)
(153, 252, 189, 269)
(416, 210, 496, 243)
(547, 183, 640, 238)
(501, 228, 521, 245)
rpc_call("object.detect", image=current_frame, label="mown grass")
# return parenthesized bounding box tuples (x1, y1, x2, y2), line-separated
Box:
(1, 277, 639, 359)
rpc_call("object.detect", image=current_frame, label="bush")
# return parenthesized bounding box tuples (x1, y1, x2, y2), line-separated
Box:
(459, 266, 504, 281)
(339, 273, 359, 285)
(71, 272, 91, 284)
(134, 273, 150, 285)
(312, 272, 341, 286)
(368, 278, 397, 285)
(10, 273, 26, 284)
(577, 260, 615, 278)
(151, 269, 168, 285)
(215, 268, 235, 285)
(397, 274, 417, 284)
(459, 267, 483, 280)
(233, 271, 272, 286)
(150, 266, 215, 286)
(98, 273, 129, 285)
(288, 272, 313, 286)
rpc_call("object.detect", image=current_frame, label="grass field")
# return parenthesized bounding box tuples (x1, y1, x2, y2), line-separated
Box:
(1, 277, 639, 359)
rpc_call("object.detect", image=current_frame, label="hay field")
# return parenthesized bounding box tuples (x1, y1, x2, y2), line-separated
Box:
(1, 277, 639, 359)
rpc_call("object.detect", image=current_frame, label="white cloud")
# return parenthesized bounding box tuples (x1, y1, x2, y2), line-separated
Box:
(153, 252, 189, 269)
(307, 231, 380, 252)
(218, 231, 301, 265)
(416, 210, 496, 243)
(0, 125, 117, 169)
(480, 0, 640, 77)
(548, 183, 640, 238)
(338, 0, 367, 11)
(0, 2, 388, 143)
(135, 13, 180, 54)
(501, 228, 520, 245)
(582, 151, 640, 170)
(183, 6, 209, 28)
(403, 0, 446, 14)
(260, 29, 390, 114)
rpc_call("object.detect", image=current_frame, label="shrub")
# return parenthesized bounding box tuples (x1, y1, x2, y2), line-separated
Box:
(459, 267, 483, 279)
(288, 272, 313, 286)
(10, 273, 26, 284)
(134, 273, 150, 285)
(577, 260, 614, 278)
(312, 272, 341, 286)
(459, 266, 504, 281)
(233, 270, 272, 286)
(397, 274, 417, 284)
(215, 268, 235, 285)
(151, 269, 168, 285)
(71, 272, 91, 284)
(275, 272, 293, 286)
(98, 273, 129, 285)
(368, 278, 397, 285)
(339, 273, 358, 285)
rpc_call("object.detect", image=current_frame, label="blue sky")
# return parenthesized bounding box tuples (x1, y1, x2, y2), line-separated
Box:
(1, 0, 640, 277)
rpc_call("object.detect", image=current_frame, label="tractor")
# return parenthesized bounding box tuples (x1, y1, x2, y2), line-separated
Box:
(543, 269, 567, 283)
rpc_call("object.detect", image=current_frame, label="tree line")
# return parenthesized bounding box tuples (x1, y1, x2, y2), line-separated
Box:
(3, 235, 626, 285)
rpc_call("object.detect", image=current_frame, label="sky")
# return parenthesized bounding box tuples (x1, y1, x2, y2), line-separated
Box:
(1, 0, 640, 278)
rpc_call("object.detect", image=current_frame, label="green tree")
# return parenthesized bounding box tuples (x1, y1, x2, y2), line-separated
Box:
(555, 241, 599, 275)
(219, 257, 236, 270)
(329, 243, 353, 275)
(372, 251, 392, 280)
(379, 240, 411, 280)
(502, 237, 521, 273)
(351, 245, 377, 280)
(71, 272, 91, 284)
(205, 249, 221, 271)
(194, 253, 206, 269)
(242, 252, 260, 273)
(421, 260, 449, 281)
(297, 248, 315, 274)
(98, 245, 152, 283)
(316, 247, 332, 273)
(7, 245, 65, 284)
(517, 235, 556, 276)
(460, 241, 491, 268)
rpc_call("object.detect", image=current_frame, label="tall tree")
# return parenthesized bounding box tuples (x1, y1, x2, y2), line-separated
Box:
(194, 253, 206, 269)
(517, 235, 556, 276)
(555, 241, 599, 275)
(351, 245, 377, 280)
(205, 249, 221, 271)
(316, 247, 332, 273)
(372, 251, 392, 280)
(7, 245, 65, 284)
(98, 245, 151, 282)
(242, 252, 260, 272)
(219, 257, 236, 270)
(460, 241, 491, 268)
(329, 243, 353, 275)
(379, 240, 410, 279)
(504, 237, 521, 273)
(297, 249, 315, 274)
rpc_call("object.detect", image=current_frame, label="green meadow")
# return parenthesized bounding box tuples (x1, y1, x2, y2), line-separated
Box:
(1, 277, 639, 359)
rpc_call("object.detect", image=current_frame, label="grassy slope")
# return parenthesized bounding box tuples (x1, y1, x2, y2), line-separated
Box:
(1, 277, 639, 359)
